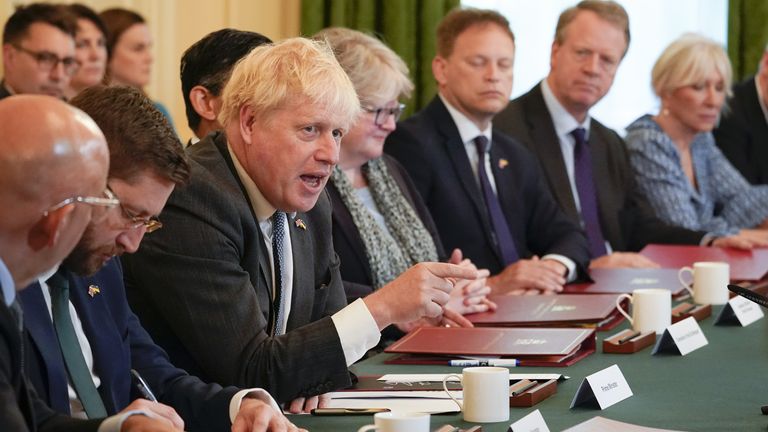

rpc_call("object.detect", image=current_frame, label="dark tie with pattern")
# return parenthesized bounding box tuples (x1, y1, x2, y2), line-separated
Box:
(571, 128, 608, 258)
(271, 212, 287, 336)
(47, 271, 108, 418)
(474, 135, 519, 265)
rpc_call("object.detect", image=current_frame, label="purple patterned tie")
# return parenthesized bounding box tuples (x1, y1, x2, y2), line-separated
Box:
(474, 136, 519, 265)
(571, 128, 608, 258)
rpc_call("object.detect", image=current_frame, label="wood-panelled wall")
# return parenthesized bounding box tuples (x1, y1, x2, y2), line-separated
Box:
(0, 0, 301, 140)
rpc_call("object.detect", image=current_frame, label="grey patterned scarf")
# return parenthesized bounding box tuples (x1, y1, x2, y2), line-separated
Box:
(331, 157, 438, 289)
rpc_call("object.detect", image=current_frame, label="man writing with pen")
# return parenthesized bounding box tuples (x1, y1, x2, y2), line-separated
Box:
(18, 85, 304, 432)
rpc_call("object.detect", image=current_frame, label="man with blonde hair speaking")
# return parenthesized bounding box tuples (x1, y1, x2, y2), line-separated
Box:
(124, 37, 477, 413)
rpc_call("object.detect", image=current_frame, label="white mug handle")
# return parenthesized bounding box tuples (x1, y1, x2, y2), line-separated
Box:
(616, 293, 633, 324)
(357, 426, 378, 432)
(442, 373, 463, 412)
(678, 266, 694, 296)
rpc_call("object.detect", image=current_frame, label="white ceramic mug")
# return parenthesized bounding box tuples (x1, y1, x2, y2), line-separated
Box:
(678, 261, 730, 305)
(356, 412, 430, 432)
(442, 366, 509, 423)
(616, 288, 671, 334)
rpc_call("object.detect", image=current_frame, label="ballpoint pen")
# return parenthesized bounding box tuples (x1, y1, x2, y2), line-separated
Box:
(131, 369, 158, 402)
(449, 359, 518, 367)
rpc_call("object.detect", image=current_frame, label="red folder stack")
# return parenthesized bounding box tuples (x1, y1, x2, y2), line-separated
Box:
(564, 268, 686, 296)
(640, 244, 768, 281)
(466, 293, 625, 330)
(384, 327, 596, 367)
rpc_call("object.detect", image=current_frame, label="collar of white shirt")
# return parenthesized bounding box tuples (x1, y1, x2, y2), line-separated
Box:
(227, 143, 296, 224)
(541, 79, 591, 141)
(0, 257, 15, 306)
(439, 93, 492, 146)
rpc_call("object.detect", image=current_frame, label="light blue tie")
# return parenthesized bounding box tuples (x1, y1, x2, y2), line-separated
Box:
(272, 212, 287, 336)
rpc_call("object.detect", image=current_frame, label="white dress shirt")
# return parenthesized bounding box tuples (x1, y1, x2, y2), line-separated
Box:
(0, 257, 15, 306)
(227, 145, 380, 366)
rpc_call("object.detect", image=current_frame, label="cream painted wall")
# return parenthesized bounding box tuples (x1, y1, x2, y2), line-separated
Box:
(1, 0, 301, 140)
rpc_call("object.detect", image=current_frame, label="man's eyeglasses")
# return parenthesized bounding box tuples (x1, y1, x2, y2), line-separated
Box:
(13, 44, 80, 76)
(107, 187, 163, 234)
(362, 103, 406, 126)
(44, 189, 120, 222)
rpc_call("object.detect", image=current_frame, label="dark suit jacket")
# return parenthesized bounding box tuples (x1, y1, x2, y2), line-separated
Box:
(713, 76, 768, 185)
(384, 96, 590, 276)
(328, 155, 445, 303)
(494, 84, 705, 252)
(122, 132, 350, 403)
(0, 291, 102, 431)
(19, 260, 239, 432)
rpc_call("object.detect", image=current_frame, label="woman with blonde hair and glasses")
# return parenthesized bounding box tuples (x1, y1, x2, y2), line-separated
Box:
(316, 27, 495, 342)
(625, 34, 768, 246)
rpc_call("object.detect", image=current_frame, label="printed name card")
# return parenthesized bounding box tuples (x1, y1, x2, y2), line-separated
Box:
(715, 295, 764, 327)
(508, 409, 550, 432)
(652, 316, 708, 356)
(569, 364, 632, 410)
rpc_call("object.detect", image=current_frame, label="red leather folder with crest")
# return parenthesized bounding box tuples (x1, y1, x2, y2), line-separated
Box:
(639, 244, 768, 281)
(384, 327, 595, 367)
(564, 268, 686, 296)
(466, 294, 625, 330)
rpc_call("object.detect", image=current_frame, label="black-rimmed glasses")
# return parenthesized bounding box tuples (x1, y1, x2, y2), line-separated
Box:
(362, 103, 406, 126)
(12, 44, 80, 76)
(107, 187, 163, 234)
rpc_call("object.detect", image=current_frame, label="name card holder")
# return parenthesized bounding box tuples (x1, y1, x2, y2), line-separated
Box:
(509, 379, 557, 407)
(715, 295, 764, 327)
(602, 329, 655, 354)
(508, 409, 551, 432)
(570, 364, 632, 410)
(671, 302, 711, 323)
(652, 317, 708, 356)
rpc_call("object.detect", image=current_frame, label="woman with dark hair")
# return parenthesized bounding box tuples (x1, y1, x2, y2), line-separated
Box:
(65, 4, 108, 99)
(99, 7, 173, 127)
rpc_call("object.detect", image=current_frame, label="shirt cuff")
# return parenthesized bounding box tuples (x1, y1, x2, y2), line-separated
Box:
(229, 388, 281, 424)
(541, 254, 577, 283)
(700, 233, 717, 246)
(97, 410, 148, 432)
(331, 298, 380, 366)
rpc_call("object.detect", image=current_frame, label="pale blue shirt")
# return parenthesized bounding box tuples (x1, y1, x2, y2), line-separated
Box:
(540, 80, 592, 213)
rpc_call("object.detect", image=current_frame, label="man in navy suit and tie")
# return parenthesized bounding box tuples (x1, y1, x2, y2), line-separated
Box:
(0, 95, 184, 431)
(18, 86, 303, 432)
(386, 8, 590, 294)
(493, 1, 758, 267)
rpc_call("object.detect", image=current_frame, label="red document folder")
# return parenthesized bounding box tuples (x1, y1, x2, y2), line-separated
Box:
(466, 294, 625, 330)
(564, 268, 686, 296)
(384, 327, 596, 367)
(639, 244, 768, 281)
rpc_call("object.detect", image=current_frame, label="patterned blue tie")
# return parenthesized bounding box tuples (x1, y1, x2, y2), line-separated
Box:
(571, 128, 608, 258)
(271, 212, 287, 336)
(474, 135, 519, 265)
